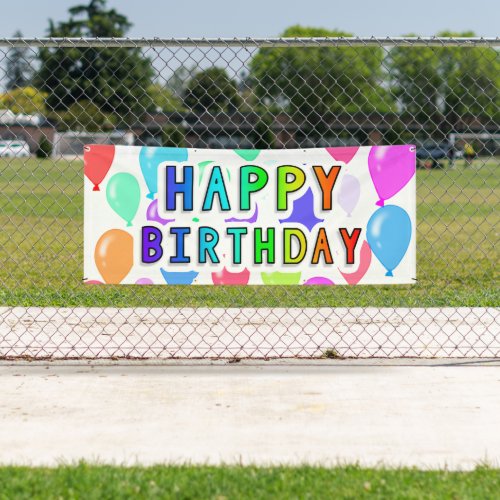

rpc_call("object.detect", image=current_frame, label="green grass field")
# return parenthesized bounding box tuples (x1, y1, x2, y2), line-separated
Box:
(0, 464, 499, 499)
(0, 157, 498, 307)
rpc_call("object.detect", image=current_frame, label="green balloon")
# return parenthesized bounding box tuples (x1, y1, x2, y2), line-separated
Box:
(106, 173, 141, 226)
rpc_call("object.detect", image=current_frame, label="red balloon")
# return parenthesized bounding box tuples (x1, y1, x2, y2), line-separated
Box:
(84, 144, 115, 191)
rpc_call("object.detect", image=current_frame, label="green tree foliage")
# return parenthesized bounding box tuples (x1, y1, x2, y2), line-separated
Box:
(162, 125, 185, 147)
(5, 31, 34, 90)
(36, 0, 153, 122)
(249, 26, 393, 117)
(389, 32, 499, 124)
(184, 68, 242, 113)
(0, 86, 47, 115)
(146, 84, 184, 113)
(50, 100, 117, 131)
(36, 137, 53, 158)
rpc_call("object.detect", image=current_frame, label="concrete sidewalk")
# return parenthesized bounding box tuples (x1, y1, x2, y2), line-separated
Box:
(0, 359, 499, 469)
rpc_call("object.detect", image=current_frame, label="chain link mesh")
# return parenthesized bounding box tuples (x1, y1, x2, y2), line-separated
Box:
(0, 37, 498, 359)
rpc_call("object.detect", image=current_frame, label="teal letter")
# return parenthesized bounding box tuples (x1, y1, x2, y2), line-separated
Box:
(203, 166, 230, 211)
(199, 227, 220, 263)
(226, 227, 247, 264)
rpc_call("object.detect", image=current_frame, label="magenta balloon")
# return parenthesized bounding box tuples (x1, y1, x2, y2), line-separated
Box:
(337, 174, 360, 217)
(368, 145, 416, 206)
(304, 276, 334, 285)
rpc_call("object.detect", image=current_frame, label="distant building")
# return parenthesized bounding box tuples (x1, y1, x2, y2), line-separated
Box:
(132, 111, 499, 150)
(0, 111, 55, 154)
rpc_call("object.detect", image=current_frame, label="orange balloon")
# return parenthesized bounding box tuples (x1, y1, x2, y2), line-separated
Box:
(94, 229, 133, 284)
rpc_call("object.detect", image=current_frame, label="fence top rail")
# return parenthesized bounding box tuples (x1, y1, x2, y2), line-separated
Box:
(0, 36, 498, 48)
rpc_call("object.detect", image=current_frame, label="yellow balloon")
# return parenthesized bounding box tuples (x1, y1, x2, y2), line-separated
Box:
(94, 229, 133, 284)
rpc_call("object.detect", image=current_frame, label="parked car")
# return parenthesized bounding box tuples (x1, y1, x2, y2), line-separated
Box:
(0, 140, 31, 158)
(416, 142, 453, 168)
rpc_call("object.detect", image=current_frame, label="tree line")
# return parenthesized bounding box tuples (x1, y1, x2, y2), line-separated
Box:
(1, 0, 498, 133)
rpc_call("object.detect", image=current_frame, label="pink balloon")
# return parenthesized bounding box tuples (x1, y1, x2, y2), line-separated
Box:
(368, 145, 416, 206)
(85, 280, 103, 285)
(212, 267, 250, 285)
(337, 174, 360, 217)
(325, 146, 359, 164)
(340, 241, 372, 285)
(135, 278, 153, 285)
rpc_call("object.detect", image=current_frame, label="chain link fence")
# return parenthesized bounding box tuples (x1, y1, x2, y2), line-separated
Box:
(0, 37, 498, 359)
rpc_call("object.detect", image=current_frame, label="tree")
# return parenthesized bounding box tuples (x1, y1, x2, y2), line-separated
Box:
(0, 86, 47, 115)
(50, 100, 117, 131)
(5, 31, 34, 90)
(184, 68, 242, 113)
(389, 31, 499, 125)
(146, 83, 184, 113)
(249, 26, 393, 118)
(35, 0, 153, 122)
(166, 65, 193, 99)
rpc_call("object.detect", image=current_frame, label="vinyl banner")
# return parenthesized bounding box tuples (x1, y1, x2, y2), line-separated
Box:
(84, 145, 416, 285)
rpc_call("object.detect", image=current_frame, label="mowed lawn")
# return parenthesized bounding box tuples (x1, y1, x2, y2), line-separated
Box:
(0, 464, 499, 499)
(0, 156, 498, 307)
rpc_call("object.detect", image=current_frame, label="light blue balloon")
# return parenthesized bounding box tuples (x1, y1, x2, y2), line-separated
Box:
(139, 147, 188, 199)
(367, 205, 412, 277)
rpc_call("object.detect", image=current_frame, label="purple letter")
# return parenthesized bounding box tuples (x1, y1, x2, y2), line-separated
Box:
(142, 226, 163, 263)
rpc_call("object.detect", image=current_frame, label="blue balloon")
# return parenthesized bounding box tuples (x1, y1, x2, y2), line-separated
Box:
(366, 205, 412, 277)
(139, 147, 188, 199)
(160, 269, 199, 285)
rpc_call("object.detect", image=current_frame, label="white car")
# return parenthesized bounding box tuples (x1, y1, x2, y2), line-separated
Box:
(0, 140, 31, 157)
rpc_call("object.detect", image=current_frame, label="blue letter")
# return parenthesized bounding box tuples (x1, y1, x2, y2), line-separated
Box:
(165, 166, 193, 211)
(170, 227, 191, 263)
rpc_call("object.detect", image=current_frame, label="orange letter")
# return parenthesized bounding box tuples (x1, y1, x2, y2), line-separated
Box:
(312, 228, 333, 264)
(313, 165, 341, 210)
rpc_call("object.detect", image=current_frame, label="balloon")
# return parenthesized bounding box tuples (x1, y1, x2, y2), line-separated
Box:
(106, 173, 141, 227)
(261, 272, 302, 285)
(139, 147, 188, 199)
(135, 278, 153, 285)
(337, 174, 360, 217)
(94, 229, 133, 284)
(366, 206, 412, 277)
(160, 269, 198, 285)
(304, 276, 334, 285)
(340, 240, 372, 285)
(325, 146, 359, 164)
(368, 145, 415, 206)
(84, 144, 115, 191)
(212, 267, 250, 285)
(146, 199, 175, 226)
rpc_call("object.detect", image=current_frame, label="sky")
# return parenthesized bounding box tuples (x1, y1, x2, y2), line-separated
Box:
(0, 0, 497, 38)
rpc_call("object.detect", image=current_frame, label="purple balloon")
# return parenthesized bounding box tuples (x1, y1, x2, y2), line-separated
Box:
(337, 174, 360, 217)
(368, 145, 416, 206)
(146, 199, 175, 226)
